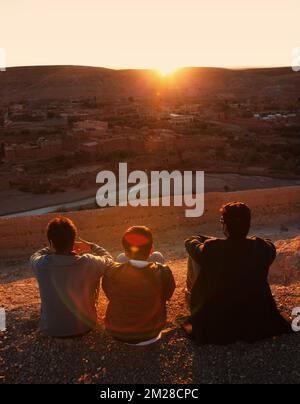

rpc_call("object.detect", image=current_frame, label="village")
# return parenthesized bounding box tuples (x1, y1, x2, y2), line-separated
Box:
(0, 94, 299, 202)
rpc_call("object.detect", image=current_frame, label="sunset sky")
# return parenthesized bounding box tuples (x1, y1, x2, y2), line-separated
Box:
(1, 0, 300, 71)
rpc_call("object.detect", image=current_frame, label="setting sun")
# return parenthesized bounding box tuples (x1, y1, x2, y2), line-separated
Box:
(157, 66, 178, 77)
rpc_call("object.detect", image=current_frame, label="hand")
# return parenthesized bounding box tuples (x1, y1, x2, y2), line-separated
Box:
(73, 239, 92, 254)
(196, 235, 213, 243)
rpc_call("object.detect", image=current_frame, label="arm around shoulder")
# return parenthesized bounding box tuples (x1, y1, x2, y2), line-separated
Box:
(85, 244, 113, 275)
(90, 244, 113, 260)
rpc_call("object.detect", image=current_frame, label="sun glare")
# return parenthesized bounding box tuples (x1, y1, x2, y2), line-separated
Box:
(157, 66, 178, 77)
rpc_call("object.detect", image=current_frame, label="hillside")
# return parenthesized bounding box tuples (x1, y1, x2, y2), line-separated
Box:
(0, 65, 300, 102)
(0, 186, 300, 384)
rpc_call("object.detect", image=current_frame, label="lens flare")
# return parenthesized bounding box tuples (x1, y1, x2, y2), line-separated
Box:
(157, 65, 178, 77)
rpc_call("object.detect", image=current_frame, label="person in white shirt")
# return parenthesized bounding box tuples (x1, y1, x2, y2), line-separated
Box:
(30, 217, 112, 337)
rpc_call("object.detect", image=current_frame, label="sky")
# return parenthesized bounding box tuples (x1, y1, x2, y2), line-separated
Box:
(0, 0, 300, 71)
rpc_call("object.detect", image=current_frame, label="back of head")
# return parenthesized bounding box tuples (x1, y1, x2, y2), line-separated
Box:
(220, 202, 251, 239)
(47, 217, 77, 253)
(122, 226, 153, 261)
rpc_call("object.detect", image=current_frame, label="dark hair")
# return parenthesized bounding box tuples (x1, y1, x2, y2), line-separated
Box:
(47, 217, 77, 252)
(122, 226, 153, 260)
(220, 202, 251, 239)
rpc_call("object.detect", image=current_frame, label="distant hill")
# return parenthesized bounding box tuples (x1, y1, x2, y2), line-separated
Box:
(0, 65, 299, 102)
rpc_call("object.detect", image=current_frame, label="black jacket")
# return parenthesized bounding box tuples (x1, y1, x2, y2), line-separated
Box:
(185, 236, 291, 345)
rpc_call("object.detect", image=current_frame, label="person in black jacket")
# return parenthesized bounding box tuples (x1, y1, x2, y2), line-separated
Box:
(184, 202, 292, 345)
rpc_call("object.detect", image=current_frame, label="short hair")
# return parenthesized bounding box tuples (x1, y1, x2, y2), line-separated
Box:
(220, 202, 251, 239)
(47, 217, 77, 252)
(122, 226, 153, 260)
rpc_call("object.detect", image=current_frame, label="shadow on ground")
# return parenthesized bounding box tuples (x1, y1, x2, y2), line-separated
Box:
(0, 309, 299, 384)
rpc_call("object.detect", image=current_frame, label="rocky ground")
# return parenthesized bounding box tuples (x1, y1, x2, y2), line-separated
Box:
(0, 248, 299, 384)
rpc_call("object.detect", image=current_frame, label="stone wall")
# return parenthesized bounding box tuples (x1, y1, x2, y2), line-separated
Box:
(270, 236, 300, 284)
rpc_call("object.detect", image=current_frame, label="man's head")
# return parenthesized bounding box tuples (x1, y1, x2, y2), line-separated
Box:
(47, 217, 77, 254)
(220, 202, 251, 239)
(122, 226, 153, 261)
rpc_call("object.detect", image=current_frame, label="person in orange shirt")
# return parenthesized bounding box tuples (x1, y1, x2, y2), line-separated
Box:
(103, 226, 175, 345)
